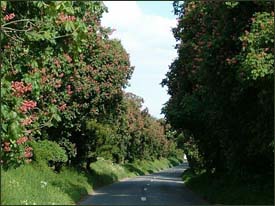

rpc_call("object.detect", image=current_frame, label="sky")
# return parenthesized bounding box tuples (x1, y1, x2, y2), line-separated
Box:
(101, 1, 177, 118)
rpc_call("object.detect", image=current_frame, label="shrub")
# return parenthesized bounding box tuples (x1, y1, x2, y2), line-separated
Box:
(84, 120, 118, 163)
(1, 137, 33, 170)
(30, 140, 68, 171)
(58, 138, 77, 164)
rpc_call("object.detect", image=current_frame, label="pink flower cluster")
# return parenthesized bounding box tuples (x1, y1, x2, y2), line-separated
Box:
(59, 103, 67, 111)
(3, 142, 11, 152)
(11, 81, 32, 97)
(24, 147, 33, 158)
(4, 13, 15, 21)
(16, 136, 28, 145)
(21, 115, 36, 126)
(57, 12, 76, 23)
(64, 53, 72, 63)
(19, 100, 37, 113)
(54, 79, 62, 88)
(66, 85, 73, 95)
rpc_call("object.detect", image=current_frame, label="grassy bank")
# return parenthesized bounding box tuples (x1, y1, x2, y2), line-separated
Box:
(182, 169, 274, 205)
(1, 157, 182, 205)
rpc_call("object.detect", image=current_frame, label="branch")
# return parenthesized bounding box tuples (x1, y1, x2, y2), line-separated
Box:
(2, 30, 22, 42)
(2, 27, 33, 32)
(54, 33, 73, 39)
(1, 19, 36, 27)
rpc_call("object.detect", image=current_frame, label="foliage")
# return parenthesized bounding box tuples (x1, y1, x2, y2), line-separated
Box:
(1, 1, 181, 174)
(78, 92, 180, 167)
(30, 140, 68, 171)
(58, 138, 77, 163)
(162, 1, 274, 176)
(0, 1, 185, 205)
(1, 158, 182, 205)
(238, 12, 274, 80)
(1, 1, 133, 168)
(80, 120, 118, 164)
(182, 168, 274, 204)
(1, 137, 33, 170)
(177, 132, 204, 174)
(1, 164, 91, 205)
(121, 92, 178, 162)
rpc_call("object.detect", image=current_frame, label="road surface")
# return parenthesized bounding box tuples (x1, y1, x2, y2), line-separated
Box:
(78, 162, 208, 205)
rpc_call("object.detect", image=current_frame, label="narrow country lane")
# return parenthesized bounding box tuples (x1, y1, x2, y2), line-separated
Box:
(78, 163, 208, 206)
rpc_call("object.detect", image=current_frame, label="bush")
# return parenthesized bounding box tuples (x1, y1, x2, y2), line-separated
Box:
(58, 138, 77, 164)
(84, 120, 117, 162)
(1, 137, 33, 170)
(30, 140, 68, 171)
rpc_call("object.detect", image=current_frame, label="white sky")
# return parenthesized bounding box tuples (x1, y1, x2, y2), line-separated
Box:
(101, 1, 177, 118)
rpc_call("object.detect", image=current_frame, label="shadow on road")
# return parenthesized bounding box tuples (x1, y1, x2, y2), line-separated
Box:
(78, 162, 209, 206)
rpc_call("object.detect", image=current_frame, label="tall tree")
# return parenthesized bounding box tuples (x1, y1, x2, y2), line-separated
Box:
(162, 1, 274, 176)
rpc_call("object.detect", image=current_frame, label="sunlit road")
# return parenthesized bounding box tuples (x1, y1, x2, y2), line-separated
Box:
(78, 163, 208, 206)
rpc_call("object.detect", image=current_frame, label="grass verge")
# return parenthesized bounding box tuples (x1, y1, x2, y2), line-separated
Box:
(1, 164, 92, 205)
(1, 157, 183, 205)
(182, 168, 274, 205)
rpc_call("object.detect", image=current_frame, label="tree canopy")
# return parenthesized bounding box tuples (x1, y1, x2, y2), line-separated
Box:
(162, 1, 274, 176)
(1, 1, 180, 169)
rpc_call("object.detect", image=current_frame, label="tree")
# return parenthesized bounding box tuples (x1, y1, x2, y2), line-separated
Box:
(1, 1, 133, 168)
(162, 1, 274, 176)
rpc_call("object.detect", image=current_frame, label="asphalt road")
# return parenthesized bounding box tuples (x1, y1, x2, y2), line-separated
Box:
(78, 162, 208, 206)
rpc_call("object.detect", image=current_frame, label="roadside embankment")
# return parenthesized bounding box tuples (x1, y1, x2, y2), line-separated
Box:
(1, 157, 183, 205)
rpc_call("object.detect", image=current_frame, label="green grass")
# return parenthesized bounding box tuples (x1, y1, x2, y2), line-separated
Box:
(88, 157, 182, 188)
(182, 168, 274, 205)
(1, 164, 92, 205)
(1, 157, 183, 205)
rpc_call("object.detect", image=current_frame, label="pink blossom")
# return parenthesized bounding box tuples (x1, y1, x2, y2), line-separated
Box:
(21, 117, 33, 126)
(54, 59, 61, 68)
(41, 68, 46, 74)
(54, 79, 62, 88)
(41, 76, 47, 84)
(25, 147, 33, 152)
(66, 85, 73, 95)
(59, 103, 67, 111)
(4, 13, 15, 21)
(3, 142, 11, 152)
(56, 12, 76, 24)
(11, 81, 32, 97)
(16, 136, 28, 145)
(64, 53, 72, 63)
(19, 100, 37, 113)
(24, 147, 33, 158)
(3, 146, 10, 152)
